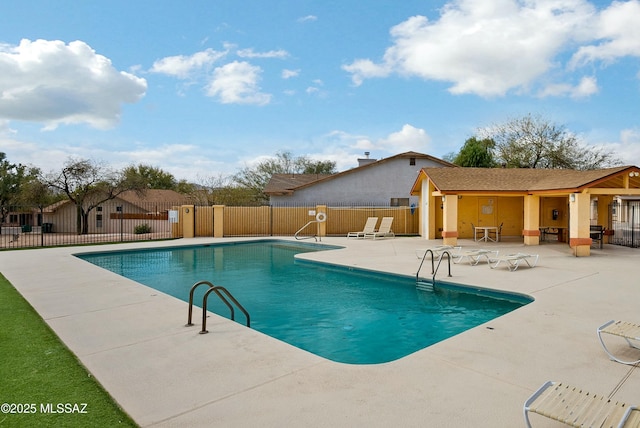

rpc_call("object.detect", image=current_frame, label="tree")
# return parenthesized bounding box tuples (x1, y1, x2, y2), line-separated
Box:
(298, 158, 337, 174)
(123, 164, 178, 190)
(480, 114, 621, 170)
(187, 174, 257, 206)
(43, 158, 147, 234)
(0, 153, 40, 232)
(234, 151, 337, 203)
(450, 137, 496, 167)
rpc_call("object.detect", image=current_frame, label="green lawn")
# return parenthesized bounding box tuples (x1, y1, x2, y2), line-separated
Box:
(0, 273, 138, 427)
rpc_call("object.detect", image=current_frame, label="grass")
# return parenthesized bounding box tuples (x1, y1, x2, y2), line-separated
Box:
(0, 273, 138, 427)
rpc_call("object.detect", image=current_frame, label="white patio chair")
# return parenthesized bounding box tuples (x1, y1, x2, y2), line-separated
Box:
(523, 381, 640, 427)
(347, 217, 378, 239)
(488, 253, 538, 271)
(597, 320, 640, 365)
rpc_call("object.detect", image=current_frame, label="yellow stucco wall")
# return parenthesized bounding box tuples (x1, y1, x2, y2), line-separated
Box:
(454, 196, 524, 239)
(540, 197, 568, 228)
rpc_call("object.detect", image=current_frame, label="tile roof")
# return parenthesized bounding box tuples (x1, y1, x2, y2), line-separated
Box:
(413, 166, 639, 194)
(43, 189, 191, 212)
(116, 189, 191, 205)
(263, 174, 332, 195)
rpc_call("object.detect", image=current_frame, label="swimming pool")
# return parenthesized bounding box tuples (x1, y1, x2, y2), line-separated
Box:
(78, 240, 531, 364)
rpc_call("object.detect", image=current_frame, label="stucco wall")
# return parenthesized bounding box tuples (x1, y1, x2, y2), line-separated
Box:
(270, 157, 447, 206)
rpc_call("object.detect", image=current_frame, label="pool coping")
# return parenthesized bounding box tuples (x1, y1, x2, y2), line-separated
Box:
(1, 236, 639, 427)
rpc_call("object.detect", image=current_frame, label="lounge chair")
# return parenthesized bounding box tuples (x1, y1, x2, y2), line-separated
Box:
(452, 249, 498, 266)
(488, 253, 538, 271)
(523, 381, 640, 427)
(415, 245, 461, 261)
(597, 320, 640, 365)
(363, 217, 394, 240)
(347, 217, 378, 239)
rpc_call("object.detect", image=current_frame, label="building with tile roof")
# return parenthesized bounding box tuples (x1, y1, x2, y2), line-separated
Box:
(265, 151, 455, 206)
(411, 166, 640, 256)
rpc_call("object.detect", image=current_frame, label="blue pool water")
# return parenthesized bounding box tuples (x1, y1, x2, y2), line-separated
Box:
(78, 240, 531, 364)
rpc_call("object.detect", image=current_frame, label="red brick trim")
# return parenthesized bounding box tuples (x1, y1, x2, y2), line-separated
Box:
(570, 238, 592, 247)
(522, 229, 541, 237)
(442, 231, 459, 238)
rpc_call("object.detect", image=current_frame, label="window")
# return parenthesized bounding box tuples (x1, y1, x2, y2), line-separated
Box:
(409, 157, 416, 166)
(96, 214, 103, 228)
(390, 198, 410, 207)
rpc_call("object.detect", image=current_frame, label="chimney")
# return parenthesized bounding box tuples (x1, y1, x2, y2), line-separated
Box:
(357, 151, 376, 167)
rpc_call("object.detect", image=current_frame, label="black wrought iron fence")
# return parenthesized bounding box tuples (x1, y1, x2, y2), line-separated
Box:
(1, 200, 181, 250)
(610, 200, 640, 248)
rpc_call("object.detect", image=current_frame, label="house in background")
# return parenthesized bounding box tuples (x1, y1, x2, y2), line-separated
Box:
(42, 189, 190, 234)
(265, 151, 456, 206)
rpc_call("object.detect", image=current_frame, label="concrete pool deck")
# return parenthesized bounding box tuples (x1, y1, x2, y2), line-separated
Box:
(1, 236, 639, 427)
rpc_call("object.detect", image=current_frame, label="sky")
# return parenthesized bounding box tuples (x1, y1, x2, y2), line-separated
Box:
(1, 0, 640, 182)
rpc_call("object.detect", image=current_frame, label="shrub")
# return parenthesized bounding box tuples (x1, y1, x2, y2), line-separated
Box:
(134, 223, 151, 234)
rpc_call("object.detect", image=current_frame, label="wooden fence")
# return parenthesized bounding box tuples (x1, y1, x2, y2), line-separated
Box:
(184, 204, 420, 238)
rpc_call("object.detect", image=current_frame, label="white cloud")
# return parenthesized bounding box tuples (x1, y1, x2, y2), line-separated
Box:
(600, 128, 640, 166)
(237, 48, 289, 59)
(0, 39, 147, 129)
(539, 76, 599, 98)
(297, 15, 318, 23)
(0, 120, 16, 135)
(206, 61, 271, 105)
(281, 69, 300, 79)
(150, 48, 227, 78)
(377, 124, 431, 152)
(317, 125, 431, 170)
(342, 59, 390, 86)
(343, 0, 640, 97)
(570, 0, 640, 67)
(306, 79, 325, 96)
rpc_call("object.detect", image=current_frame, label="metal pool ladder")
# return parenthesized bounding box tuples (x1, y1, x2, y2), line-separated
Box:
(186, 280, 250, 334)
(416, 249, 452, 291)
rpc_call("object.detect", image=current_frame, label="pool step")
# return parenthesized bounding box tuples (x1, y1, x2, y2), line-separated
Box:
(416, 280, 435, 292)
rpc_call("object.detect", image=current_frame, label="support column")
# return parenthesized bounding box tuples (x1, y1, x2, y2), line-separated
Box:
(522, 195, 541, 246)
(316, 205, 327, 238)
(212, 205, 224, 238)
(441, 195, 458, 246)
(181, 205, 195, 238)
(569, 193, 591, 256)
(420, 179, 437, 239)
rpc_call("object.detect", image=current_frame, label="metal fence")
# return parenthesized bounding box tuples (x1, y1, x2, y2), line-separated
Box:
(1, 202, 420, 250)
(1, 201, 181, 250)
(610, 200, 640, 248)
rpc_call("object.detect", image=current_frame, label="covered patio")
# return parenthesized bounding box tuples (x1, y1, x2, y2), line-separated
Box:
(411, 165, 640, 256)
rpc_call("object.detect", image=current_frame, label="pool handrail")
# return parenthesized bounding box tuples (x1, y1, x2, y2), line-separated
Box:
(201, 286, 250, 333)
(186, 280, 216, 327)
(186, 280, 251, 333)
(294, 220, 321, 241)
(416, 249, 452, 290)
